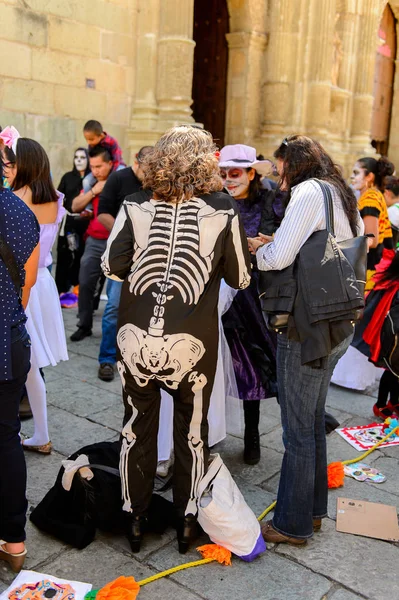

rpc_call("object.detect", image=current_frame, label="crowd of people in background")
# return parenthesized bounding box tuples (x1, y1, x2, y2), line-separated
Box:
(1, 119, 399, 572)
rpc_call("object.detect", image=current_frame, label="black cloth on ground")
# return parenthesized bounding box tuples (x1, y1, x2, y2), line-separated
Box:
(30, 440, 176, 549)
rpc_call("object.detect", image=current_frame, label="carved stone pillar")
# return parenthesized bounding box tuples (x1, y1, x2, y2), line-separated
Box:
(128, 0, 161, 160)
(156, 0, 195, 127)
(224, 31, 267, 144)
(304, 0, 336, 136)
(350, 1, 381, 153)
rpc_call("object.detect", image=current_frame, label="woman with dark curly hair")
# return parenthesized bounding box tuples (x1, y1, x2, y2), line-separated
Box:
(102, 126, 251, 554)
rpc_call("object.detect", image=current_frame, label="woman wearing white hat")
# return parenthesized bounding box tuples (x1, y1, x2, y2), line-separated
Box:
(220, 144, 278, 465)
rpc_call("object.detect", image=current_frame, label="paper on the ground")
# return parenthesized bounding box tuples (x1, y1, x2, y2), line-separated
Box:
(336, 422, 399, 451)
(0, 570, 92, 600)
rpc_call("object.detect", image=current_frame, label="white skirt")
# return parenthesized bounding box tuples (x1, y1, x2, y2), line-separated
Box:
(331, 345, 381, 391)
(25, 267, 69, 370)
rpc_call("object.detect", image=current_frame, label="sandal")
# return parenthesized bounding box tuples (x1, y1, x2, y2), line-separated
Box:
(22, 440, 52, 455)
(261, 520, 307, 545)
(0, 541, 27, 573)
(387, 400, 399, 417)
(372, 404, 393, 420)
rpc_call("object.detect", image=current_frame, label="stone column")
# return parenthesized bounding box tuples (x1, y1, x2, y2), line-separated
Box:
(258, 0, 310, 156)
(156, 0, 195, 128)
(303, 0, 336, 136)
(128, 0, 161, 160)
(224, 31, 267, 144)
(388, 13, 399, 168)
(350, 0, 381, 154)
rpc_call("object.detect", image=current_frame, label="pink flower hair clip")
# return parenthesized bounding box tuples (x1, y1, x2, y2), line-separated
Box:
(0, 125, 20, 154)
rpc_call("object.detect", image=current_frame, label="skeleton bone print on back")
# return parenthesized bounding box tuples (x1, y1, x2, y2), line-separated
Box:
(116, 197, 242, 388)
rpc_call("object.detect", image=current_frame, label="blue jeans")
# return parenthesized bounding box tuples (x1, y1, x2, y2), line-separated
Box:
(98, 279, 122, 365)
(273, 333, 352, 539)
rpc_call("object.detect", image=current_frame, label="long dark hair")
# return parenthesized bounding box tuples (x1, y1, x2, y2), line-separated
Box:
(274, 135, 359, 236)
(72, 147, 90, 176)
(358, 156, 394, 192)
(4, 138, 58, 204)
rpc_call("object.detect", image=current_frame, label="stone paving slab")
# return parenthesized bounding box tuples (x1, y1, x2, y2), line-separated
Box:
(38, 541, 204, 599)
(46, 374, 121, 419)
(213, 434, 283, 486)
(326, 385, 375, 419)
(366, 456, 399, 497)
(147, 541, 333, 600)
(21, 405, 116, 457)
(24, 450, 64, 506)
(275, 519, 399, 599)
(329, 589, 369, 600)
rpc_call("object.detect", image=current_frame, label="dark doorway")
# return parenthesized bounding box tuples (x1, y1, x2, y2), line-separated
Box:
(192, 0, 229, 147)
(371, 3, 397, 156)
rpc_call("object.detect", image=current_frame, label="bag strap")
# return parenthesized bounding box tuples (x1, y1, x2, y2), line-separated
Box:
(315, 179, 335, 237)
(73, 463, 121, 477)
(197, 453, 224, 498)
(0, 233, 22, 298)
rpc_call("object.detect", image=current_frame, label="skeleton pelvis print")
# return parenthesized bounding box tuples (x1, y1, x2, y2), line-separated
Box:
(118, 323, 205, 389)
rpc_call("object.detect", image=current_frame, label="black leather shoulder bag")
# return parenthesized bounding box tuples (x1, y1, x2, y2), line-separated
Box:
(259, 179, 368, 330)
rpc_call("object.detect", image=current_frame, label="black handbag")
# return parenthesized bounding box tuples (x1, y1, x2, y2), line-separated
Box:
(260, 179, 368, 330)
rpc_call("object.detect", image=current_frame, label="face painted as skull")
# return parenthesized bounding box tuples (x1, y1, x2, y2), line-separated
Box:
(74, 150, 88, 173)
(220, 167, 254, 199)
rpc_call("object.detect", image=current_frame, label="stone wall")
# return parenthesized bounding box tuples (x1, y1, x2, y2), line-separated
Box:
(0, 0, 396, 182)
(0, 0, 135, 186)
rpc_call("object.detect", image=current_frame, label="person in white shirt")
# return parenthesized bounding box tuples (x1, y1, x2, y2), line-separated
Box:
(248, 135, 363, 547)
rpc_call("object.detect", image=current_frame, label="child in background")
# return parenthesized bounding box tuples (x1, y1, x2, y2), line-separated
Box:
(81, 120, 126, 211)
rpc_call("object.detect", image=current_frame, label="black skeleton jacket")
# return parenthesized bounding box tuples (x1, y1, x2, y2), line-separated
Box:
(101, 191, 251, 387)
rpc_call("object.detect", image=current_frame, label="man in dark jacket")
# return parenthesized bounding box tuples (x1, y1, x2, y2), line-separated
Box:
(95, 146, 154, 381)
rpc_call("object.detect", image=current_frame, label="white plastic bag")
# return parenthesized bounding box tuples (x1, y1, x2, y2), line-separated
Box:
(197, 454, 266, 561)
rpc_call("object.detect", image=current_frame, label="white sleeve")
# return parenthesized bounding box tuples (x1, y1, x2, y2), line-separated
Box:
(256, 180, 324, 271)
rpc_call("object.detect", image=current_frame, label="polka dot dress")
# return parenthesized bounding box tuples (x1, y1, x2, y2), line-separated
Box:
(0, 187, 39, 380)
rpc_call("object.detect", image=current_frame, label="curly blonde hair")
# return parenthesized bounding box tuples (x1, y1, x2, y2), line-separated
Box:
(142, 126, 223, 202)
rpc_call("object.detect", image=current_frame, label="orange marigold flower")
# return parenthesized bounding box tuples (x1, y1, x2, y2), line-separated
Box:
(327, 461, 345, 489)
(197, 543, 232, 566)
(96, 576, 140, 600)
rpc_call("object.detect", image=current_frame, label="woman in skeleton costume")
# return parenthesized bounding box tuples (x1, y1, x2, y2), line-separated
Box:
(102, 126, 251, 554)
(220, 145, 279, 466)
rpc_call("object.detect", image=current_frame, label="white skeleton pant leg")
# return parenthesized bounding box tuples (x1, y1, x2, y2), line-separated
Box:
(119, 380, 161, 515)
(172, 371, 212, 517)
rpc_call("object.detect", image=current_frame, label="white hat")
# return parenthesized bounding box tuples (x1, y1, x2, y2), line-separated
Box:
(219, 144, 274, 176)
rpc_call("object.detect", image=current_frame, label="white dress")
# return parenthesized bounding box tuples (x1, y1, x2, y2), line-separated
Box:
(25, 195, 68, 369)
(331, 345, 381, 391)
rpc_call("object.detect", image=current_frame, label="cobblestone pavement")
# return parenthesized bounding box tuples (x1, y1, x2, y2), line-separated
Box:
(2, 302, 398, 600)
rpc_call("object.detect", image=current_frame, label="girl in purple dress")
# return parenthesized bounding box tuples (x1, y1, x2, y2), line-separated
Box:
(220, 144, 278, 464)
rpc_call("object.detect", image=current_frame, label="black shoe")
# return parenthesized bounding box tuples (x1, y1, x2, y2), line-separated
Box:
(325, 412, 340, 434)
(244, 430, 261, 465)
(176, 515, 198, 554)
(19, 395, 33, 420)
(70, 328, 92, 342)
(127, 515, 147, 553)
(98, 363, 115, 381)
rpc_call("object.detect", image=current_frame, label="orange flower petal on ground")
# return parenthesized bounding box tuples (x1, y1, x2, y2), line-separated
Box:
(96, 576, 140, 600)
(327, 461, 345, 489)
(197, 544, 232, 565)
